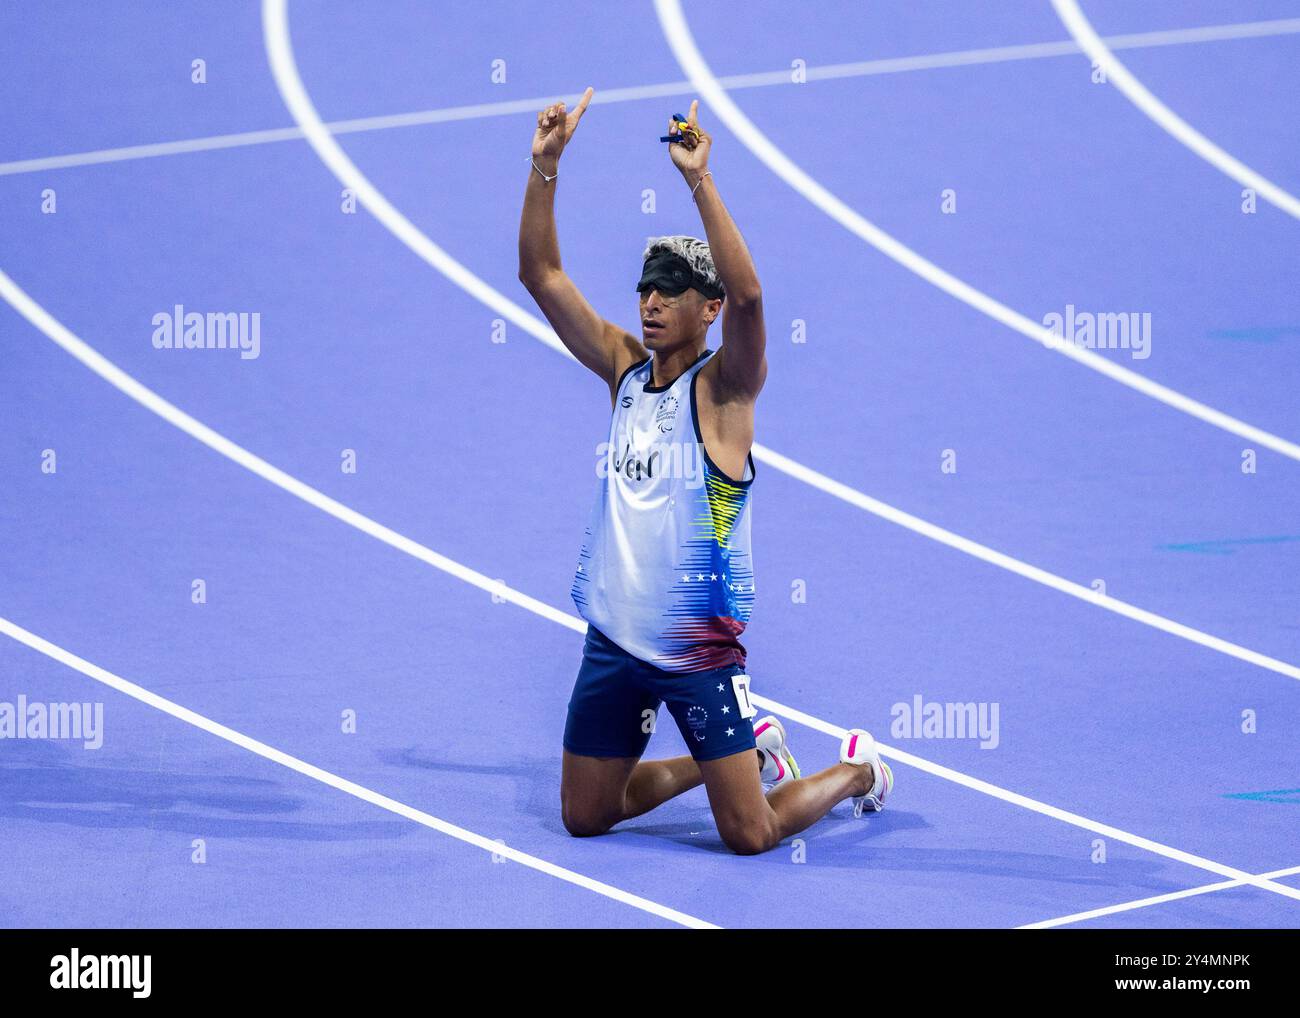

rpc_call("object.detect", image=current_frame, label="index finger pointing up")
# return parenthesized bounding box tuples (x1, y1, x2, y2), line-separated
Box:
(572, 86, 595, 121)
(688, 98, 699, 126)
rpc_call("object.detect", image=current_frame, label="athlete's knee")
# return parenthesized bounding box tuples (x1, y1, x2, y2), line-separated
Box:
(562, 810, 614, 838)
(717, 813, 781, 856)
(561, 795, 619, 838)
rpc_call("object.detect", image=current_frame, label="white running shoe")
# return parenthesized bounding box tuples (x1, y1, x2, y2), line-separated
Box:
(840, 728, 893, 816)
(753, 716, 800, 789)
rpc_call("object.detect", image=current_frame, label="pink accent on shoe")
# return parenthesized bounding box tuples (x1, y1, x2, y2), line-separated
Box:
(847, 733, 859, 758)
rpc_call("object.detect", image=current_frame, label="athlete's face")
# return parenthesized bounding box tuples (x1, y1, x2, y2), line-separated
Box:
(638, 287, 721, 351)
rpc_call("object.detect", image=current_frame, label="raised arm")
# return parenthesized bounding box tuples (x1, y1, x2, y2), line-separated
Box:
(670, 100, 766, 398)
(518, 88, 645, 397)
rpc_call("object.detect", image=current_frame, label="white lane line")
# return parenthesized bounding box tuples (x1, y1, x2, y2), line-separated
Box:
(4, 16, 1300, 177)
(752, 446, 1300, 681)
(1019, 863, 1300, 929)
(0, 274, 580, 634)
(0, 125, 308, 177)
(759, 696, 1300, 904)
(261, 0, 1300, 683)
(1053, 0, 1300, 221)
(750, 692, 1300, 906)
(0, 614, 715, 929)
(653, 0, 1300, 464)
(5, 271, 1298, 910)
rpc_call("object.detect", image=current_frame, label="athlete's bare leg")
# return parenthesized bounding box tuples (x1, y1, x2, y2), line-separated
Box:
(560, 752, 638, 837)
(624, 755, 705, 817)
(562, 750, 767, 836)
(698, 750, 875, 855)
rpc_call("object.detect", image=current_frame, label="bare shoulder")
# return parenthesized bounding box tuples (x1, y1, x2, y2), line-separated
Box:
(606, 324, 649, 405)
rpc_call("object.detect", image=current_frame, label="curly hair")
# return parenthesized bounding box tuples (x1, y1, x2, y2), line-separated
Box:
(642, 235, 724, 298)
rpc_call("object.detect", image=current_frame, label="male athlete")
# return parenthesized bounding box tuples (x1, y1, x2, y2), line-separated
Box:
(517, 88, 893, 855)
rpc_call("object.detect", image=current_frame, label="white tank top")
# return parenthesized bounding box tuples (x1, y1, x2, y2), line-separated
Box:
(571, 349, 756, 672)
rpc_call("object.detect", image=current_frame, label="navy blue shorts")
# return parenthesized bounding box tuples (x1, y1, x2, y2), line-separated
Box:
(563, 626, 759, 763)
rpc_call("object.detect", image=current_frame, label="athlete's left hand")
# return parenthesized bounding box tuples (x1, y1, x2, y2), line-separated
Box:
(669, 99, 711, 176)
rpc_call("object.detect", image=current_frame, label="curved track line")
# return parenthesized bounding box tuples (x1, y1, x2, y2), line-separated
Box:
(261, 0, 1300, 682)
(0, 615, 713, 928)
(652, 0, 1300, 463)
(0, 274, 579, 634)
(8, 16, 1300, 178)
(1052, 0, 1300, 220)
(4, 269, 1299, 907)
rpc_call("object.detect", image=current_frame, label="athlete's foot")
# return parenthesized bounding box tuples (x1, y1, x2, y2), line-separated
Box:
(753, 715, 800, 790)
(840, 728, 893, 816)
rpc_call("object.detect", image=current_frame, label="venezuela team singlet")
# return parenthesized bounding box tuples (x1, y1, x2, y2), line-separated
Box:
(571, 349, 757, 673)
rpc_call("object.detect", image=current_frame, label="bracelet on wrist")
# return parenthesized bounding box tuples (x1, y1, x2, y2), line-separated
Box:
(529, 156, 558, 183)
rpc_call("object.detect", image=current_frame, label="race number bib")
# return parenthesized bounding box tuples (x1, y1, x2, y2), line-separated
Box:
(731, 674, 757, 720)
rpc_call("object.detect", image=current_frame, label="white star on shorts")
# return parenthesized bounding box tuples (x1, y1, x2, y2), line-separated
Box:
(726, 727, 735, 737)
(721, 705, 730, 714)
(716, 683, 725, 692)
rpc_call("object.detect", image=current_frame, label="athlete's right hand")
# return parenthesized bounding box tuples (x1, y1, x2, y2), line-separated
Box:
(531, 87, 594, 171)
